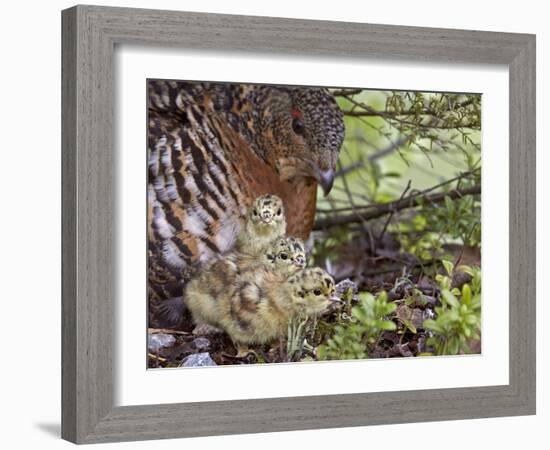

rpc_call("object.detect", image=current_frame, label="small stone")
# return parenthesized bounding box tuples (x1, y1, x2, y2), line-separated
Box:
(335, 279, 359, 302)
(192, 337, 211, 351)
(411, 308, 424, 329)
(423, 308, 436, 321)
(381, 330, 399, 344)
(396, 304, 412, 322)
(451, 271, 473, 289)
(388, 290, 402, 301)
(181, 352, 217, 367)
(398, 344, 413, 357)
(422, 295, 438, 306)
(417, 276, 438, 294)
(148, 333, 176, 352)
(192, 323, 224, 335)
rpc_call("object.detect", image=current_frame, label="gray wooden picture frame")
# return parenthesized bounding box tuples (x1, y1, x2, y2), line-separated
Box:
(61, 4, 536, 444)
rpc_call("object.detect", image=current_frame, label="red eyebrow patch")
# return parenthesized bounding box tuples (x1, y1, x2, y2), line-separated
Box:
(291, 106, 302, 119)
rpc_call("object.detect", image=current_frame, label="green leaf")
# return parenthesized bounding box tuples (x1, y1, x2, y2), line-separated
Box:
(441, 290, 460, 309)
(352, 307, 368, 323)
(471, 294, 482, 310)
(464, 314, 478, 325)
(457, 265, 474, 277)
(381, 171, 402, 178)
(462, 284, 472, 305)
(448, 337, 460, 355)
(423, 319, 444, 334)
(442, 260, 454, 277)
(403, 320, 417, 334)
(436, 274, 451, 291)
(378, 320, 397, 331)
(444, 196, 455, 214)
(385, 302, 397, 314)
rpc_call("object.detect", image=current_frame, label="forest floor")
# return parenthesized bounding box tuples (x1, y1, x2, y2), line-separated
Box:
(147, 232, 481, 368)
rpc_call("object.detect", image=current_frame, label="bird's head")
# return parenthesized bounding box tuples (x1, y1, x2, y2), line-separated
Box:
(285, 236, 307, 269)
(248, 194, 286, 228)
(267, 236, 307, 275)
(287, 268, 338, 316)
(257, 87, 345, 196)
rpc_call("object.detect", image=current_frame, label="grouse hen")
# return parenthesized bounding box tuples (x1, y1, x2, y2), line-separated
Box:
(147, 80, 344, 322)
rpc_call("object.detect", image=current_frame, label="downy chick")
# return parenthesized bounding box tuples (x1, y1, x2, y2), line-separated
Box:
(235, 194, 286, 256)
(230, 235, 306, 276)
(217, 267, 336, 351)
(265, 236, 307, 276)
(185, 236, 303, 329)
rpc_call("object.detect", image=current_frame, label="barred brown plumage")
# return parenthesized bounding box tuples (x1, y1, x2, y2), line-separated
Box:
(147, 80, 344, 325)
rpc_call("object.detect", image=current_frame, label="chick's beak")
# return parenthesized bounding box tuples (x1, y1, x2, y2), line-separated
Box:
(318, 168, 335, 196)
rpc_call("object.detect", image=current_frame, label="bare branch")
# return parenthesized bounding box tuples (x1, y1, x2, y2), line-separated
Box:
(377, 179, 412, 241)
(319, 169, 480, 214)
(313, 184, 480, 230)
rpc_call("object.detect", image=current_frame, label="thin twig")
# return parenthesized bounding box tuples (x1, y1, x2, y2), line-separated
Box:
(335, 135, 411, 178)
(317, 168, 479, 214)
(148, 353, 168, 363)
(338, 156, 376, 252)
(342, 95, 480, 130)
(148, 328, 191, 335)
(314, 184, 480, 230)
(378, 179, 412, 242)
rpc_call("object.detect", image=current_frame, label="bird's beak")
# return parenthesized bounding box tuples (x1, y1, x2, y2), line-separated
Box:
(317, 168, 335, 196)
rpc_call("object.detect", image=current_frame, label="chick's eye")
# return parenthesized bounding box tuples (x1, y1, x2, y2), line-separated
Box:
(279, 253, 288, 260)
(292, 118, 305, 135)
(253, 209, 258, 216)
(313, 289, 322, 296)
(276, 208, 282, 216)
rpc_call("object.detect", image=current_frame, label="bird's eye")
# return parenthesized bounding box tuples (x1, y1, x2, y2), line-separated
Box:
(313, 289, 322, 296)
(253, 209, 258, 216)
(280, 253, 288, 260)
(292, 118, 305, 135)
(276, 208, 282, 216)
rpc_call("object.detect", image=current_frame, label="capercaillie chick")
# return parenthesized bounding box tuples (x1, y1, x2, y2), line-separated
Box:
(219, 267, 336, 350)
(186, 263, 336, 353)
(265, 236, 307, 274)
(235, 194, 286, 256)
(185, 236, 304, 328)
(230, 235, 307, 279)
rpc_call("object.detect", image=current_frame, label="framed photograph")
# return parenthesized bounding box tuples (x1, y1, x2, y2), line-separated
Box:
(62, 5, 535, 444)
